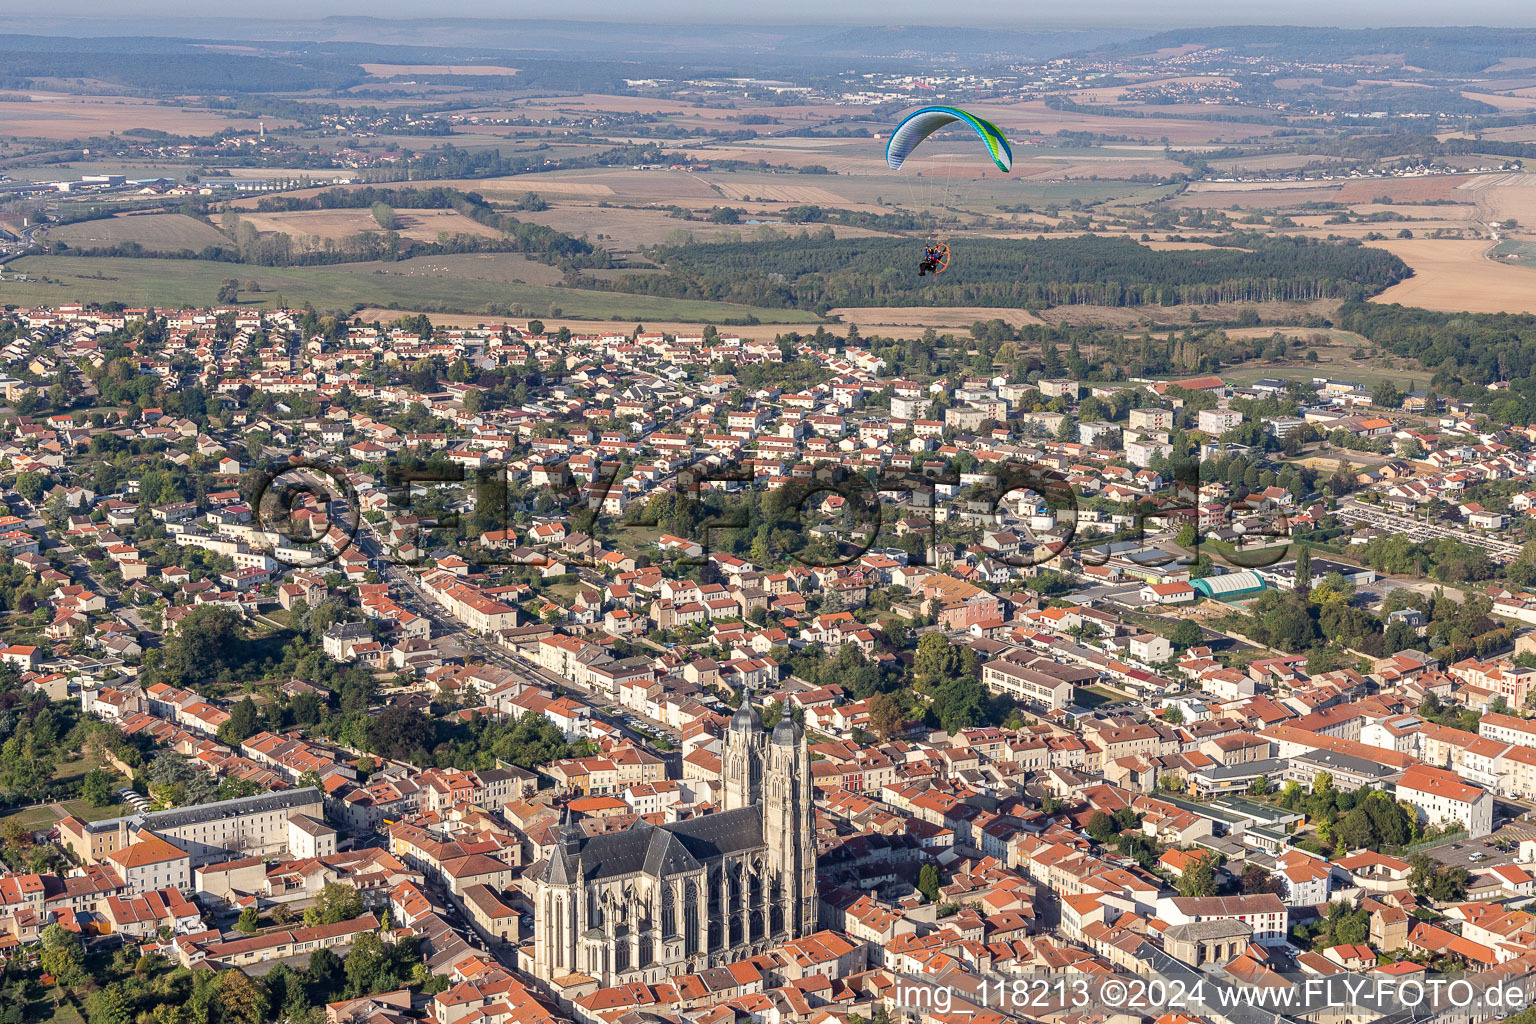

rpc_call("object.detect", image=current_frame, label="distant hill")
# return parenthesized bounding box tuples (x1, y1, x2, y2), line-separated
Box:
(1084, 26, 1536, 75)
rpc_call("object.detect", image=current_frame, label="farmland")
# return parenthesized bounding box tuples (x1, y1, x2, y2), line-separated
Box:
(1364, 238, 1536, 314)
(0, 255, 825, 323)
(0, 94, 281, 140)
(42, 212, 230, 252)
(232, 207, 503, 244)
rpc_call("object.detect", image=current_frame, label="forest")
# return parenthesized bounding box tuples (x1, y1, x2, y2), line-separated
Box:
(0, 37, 363, 93)
(1335, 301, 1536, 425)
(597, 234, 1410, 313)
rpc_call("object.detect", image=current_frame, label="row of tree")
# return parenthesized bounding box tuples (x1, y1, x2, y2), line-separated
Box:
(600, 233, 1409, 313)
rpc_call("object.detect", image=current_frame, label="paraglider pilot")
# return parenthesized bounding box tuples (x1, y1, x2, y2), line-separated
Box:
(919, 246, 942, 276)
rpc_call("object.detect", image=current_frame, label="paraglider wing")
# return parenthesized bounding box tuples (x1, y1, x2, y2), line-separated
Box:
(885, 106, 1013, 173)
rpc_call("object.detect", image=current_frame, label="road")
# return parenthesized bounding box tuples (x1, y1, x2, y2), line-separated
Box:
(356, 524, 683, 762)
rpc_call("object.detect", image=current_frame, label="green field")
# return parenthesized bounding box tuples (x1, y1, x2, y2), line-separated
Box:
(0, 255, 825, 324)
(1490, 239, 1536, 264)
(44, 213, 230, 253)
(59, 798, 134, 822)
(0, 804, 61, 830)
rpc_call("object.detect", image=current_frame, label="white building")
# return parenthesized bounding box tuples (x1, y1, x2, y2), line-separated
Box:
(1157, 893, 1288, 944)
(105, 831, 192, 895)
(1272, 849, 1332, 906)
(1395, 765, 1494, 838)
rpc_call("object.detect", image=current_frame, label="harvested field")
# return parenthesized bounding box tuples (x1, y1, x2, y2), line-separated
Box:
(962, 99, 1277, 144)
(513, 204, 888, 251)
(0, 95, 274, 139)
(825, 306, 1048, 331)
(1185, 180, 1341, 194)
(1035, 299, 1342, 328)
(1169, 186, 1345, 210)
(1173, 175, 1481, 210)
(1461, 91, 1536, 111)
(1365, 238, 1536, 314)
(1461, 173, 1536, 227)
(233, 208, 501, 243)
(707, 181, 849, 204)
(44, 213, 229, 252)
(1140, 240, 1238, 251)
(484, 181, 615, 197)
(361, 64, 519, 76)
(1332, 176, 1476, 203)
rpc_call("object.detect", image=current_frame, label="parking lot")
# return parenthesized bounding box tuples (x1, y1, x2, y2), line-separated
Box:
(1337, 499, 1522, 562)
(1413, 817, 1536, 871)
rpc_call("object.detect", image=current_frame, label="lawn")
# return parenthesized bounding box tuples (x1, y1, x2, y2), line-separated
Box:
(50, 757, 92, 784)
(59, 798, 134, 822)
(1079, 684, 1132, 707)
(0, 804, 62, 830)
(610, 523, 665, 551)
(0, 255, 825, 325)
(28, 992, 83, 1024)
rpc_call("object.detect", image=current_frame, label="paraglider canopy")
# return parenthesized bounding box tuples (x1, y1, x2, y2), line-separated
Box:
(886, 105, 1013, 174)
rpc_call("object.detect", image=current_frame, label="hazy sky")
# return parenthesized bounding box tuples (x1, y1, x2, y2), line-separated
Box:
(28, 0, 1536, 27)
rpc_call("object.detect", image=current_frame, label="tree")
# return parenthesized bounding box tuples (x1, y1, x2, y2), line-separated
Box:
(216, 279, 240, 305)
(308, 882, 365, 926)
(370, 202, 397, 231)
(265, 963, 309, 1021)
(462, 387, 484, 414)
(15, 472, 45, 505)
(1086, 810, 1117, 841)
(236, 907, 260, 934)
(344, 929, 388, 997)
(1240, 864, 1286, 896)
(1372, 379, 1402, 409)
(306, 947, 345, 1000)
(81, 767, 116, 807)
(930, 675, 987, 734)
(867, 692, 903, 741)
(85, 985, 131, 1024)
(158, 605, 244, 686)
(917, 863, 942, 903)
(218, 968, 269, 1024)
(40, 923, 85, 986)
(1175, 856, 1217, 898)
(1170, 619, 1202, 649)
(914, 632, 961, 685)
(218, 696, 260, 746)
(364, 706, 437, 761)
(1336, 807, 1376, 851)
(1293, 546, 1312, 593)
(1409, 853, 1470, 902)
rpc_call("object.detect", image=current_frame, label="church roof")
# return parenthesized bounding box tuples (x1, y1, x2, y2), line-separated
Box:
(643, 827, 700, 877)
(668, 806, 764, 863)
(546, 807, 765, 883)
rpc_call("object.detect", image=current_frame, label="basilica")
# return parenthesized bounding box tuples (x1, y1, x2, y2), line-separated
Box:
(531, 700, 818, 988)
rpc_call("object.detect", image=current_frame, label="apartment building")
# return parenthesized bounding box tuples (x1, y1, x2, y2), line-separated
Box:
(1395, 765, 1494, 839)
